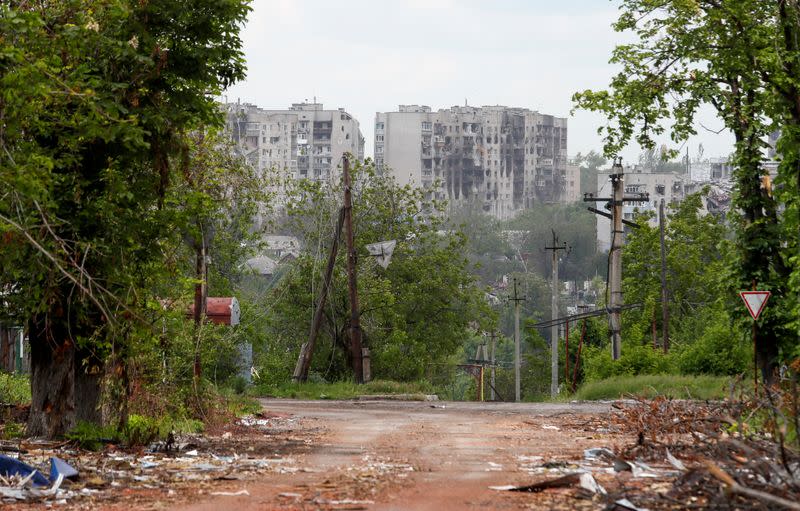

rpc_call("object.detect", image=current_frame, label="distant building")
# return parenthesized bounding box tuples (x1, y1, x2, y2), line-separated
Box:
(690, 157, 734, 182)
(564, 163, 581, 203)
(224, 101, 365, 194)
(595, 166, 688, 251)
(375, 104, 573, 219)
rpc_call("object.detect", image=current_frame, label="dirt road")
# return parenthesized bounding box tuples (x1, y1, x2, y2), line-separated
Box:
(179, 399, 623, 510)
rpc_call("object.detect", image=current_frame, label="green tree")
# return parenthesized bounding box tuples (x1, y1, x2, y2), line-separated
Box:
(447, 200, 515, 285)
(506, 203, 605, 283)
(158, 130, 267, 383)
(574, 150, 607, 196)
(260, 160, 492, 383)
(0, 0, 249, 436)
(573, 0, 795, 382)
(620, 191, 747, 374)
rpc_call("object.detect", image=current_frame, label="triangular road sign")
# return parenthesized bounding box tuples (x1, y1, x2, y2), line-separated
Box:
(366, 240, 396, 269)
(739, 291, 771, 320)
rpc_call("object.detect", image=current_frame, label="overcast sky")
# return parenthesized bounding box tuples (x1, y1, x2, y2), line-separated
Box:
(225, 0, 734, 166)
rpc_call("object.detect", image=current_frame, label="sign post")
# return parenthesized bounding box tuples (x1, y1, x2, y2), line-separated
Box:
(739, 290, 771, 392)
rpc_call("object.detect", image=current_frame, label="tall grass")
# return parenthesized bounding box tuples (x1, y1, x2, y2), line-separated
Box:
(252, 379, 435, 400)
(575, 374, 731, 401)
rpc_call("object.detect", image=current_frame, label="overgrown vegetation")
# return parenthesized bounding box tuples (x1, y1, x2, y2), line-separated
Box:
(575, 375, 730, 401)
(573, 0, 799, 384)
(252, 379, 435, 401)
(0, 372, 31, 405)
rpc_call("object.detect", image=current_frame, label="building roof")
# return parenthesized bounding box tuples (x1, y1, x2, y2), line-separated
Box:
(244, 255, 277, 276)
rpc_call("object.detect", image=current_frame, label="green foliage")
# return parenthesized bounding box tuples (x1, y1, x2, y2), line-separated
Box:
(572, 0, 798, 379)
(582, 343, 676, 382)
(0, 0, 252, 434)
(252, 379, 435, 400)
(575, 374, 730, 401)
(0, 372, 31, 405)
(259, 159, 491, 383)
(0, 422, 25, 440)
(66, 414, 204, 450)
(674, 312, 750, 376)
(506, 203, 605, 282)
(573, 150, 607, 196)
(621, 191, 734, 347)
(66, 422, 120, 451)
(520, 327, 551, 401)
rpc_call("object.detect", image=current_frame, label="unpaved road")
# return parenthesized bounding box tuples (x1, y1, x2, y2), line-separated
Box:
(179, 399, 624, 510)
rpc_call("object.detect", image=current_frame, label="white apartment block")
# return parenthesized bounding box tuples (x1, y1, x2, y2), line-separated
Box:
(595, 167, 687, 251)
(224, 101, 365, 189)
(375, 105, 572, 220)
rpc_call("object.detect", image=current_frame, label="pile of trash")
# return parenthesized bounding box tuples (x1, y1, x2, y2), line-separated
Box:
(0, 454, 80, 503)
(0, 413, 313, 506)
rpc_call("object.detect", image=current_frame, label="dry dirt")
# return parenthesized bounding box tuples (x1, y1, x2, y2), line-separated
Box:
(174, 399, 626, 511)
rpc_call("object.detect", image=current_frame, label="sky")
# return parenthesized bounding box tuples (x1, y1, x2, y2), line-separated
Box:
(225, 0, 734, 167)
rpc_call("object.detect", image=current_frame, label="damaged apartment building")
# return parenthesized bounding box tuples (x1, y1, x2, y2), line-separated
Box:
(375, 105, 575, 219)
(224, 101, 365, 203)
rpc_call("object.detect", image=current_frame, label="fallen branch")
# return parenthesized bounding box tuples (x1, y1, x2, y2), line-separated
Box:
(704, 460, 800, 511)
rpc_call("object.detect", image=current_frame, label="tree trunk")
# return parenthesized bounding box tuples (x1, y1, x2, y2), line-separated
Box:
(27, 313, 103, 438)
(733, 122, 783, 386)
(27, 315, 76, 438)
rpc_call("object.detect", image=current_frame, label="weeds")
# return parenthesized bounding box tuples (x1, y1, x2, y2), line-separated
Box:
(574, 374, 730, 401)
(0, 372, 31, 405)
(251, 379, 435, 400)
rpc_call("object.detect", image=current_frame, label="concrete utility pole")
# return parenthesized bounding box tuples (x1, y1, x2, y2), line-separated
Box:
(659, 198, 670, 353)
(609, 168, 624, 360)
(545, 231, 568, 398)
(342, 155, 364, 384)
(583, 157, 649, 361)
(508, 279, 526, 402)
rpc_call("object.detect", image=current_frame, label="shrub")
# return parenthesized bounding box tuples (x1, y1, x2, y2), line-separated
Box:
(676, 315, 750, 376)
(0, 372, 31, 405)
(582, 342, 676, 382)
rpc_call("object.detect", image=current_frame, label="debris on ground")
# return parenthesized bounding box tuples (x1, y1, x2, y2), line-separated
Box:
(490, 472, 605, 494)
(508, 389, 800, 510)
(0, 411, 320, 507)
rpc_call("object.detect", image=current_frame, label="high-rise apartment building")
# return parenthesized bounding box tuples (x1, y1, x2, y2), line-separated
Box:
(375, 105, 572, 219)
(225, 101, 365, 186)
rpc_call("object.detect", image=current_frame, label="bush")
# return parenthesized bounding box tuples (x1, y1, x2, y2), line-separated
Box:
(582, 342, 676, 382)
(0, 372, 31, 405)
(675, 315, 750, 376)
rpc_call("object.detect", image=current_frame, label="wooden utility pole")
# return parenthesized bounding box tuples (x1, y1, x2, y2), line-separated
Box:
(192, 225, 210, 380)
(583, 157, 648, 360)
(342, 155, 364, 384)
(292, 208, 345, 382)
(508, 279, 526, 402)
(545, 231, 568, 398)
(659, 198, 670, 353)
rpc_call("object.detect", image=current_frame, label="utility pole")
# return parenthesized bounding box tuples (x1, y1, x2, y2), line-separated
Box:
(489, 331, 497, 401)
(583, 157, 648, 360)
(191, 223, 212, 380)
(342, 155, 364, 384)
(508, 279, 526, 402)
(544, 230, 568, 398)
(609, 168, 624, 360)
(659, 198, 670, 353)
(292, 208, 345, 382)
